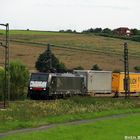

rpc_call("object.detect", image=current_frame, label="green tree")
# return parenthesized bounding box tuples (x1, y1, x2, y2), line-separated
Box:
(91, 64, 102, 71)
(87, 28, 94, 33)
(82, 28, 102, 33)
(66, 29, 73, 33)
(94, 28, 102, 33)
(10, 60, 29, 100)
(35, 45, 66, 72)
(131, 29, 140, 35)
(102, 28, 112, 34)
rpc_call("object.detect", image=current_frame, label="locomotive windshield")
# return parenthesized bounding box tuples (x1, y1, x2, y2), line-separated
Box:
(31, 73, 49, 81)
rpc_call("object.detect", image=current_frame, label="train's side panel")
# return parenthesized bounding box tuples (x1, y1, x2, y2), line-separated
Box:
(87, 72, 94, 92)
(112, 73, 120, 92)
(73, 72, 88, 90)
(128, 73, 140, 93)
(119, 74, 124, 92)
(137, 75, 140, 92)
(50, 76, 84, 95)
(112, 73, 140, 93)
(89, 71, 112, 93)
(73, 70, 89, 94)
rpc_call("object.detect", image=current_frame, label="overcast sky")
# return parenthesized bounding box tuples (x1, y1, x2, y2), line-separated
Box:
(0, 0, 140, 31)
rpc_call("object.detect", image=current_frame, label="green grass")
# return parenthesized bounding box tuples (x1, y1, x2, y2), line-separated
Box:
(0, 97, 140, 132)
(2, 113, 140, 140)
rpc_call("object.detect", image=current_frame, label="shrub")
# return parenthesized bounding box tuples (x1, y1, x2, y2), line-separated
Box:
(91, 64, 102, 71)
(9, 60, 29, 100)
(134, 66, 140, 72)
(131, 29, 140, 35)
(130, 35, 140, 42)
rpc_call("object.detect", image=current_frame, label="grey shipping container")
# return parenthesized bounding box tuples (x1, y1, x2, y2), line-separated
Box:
(73, 70, 112, 94)
(50, 74, 84, 95)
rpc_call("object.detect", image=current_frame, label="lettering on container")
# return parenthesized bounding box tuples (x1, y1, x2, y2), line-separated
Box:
(130, 78, 137, 85)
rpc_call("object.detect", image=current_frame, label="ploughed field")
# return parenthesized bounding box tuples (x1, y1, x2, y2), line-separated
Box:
(0, 30, 140, 71)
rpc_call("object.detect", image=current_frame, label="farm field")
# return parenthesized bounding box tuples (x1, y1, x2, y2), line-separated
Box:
(1, 113, 140, 140)
(0, 30, 140, 71)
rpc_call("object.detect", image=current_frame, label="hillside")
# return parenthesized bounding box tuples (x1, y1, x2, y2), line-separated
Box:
(0, 30, 140, 71)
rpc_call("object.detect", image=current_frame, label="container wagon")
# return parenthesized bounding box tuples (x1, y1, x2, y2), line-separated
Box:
(28, 73, 84, 99)
(73, 70, 112, 94)
(112, 72, 140, 95)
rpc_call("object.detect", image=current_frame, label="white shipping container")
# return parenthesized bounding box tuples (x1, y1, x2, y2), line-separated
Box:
(74, 70, 112, 94)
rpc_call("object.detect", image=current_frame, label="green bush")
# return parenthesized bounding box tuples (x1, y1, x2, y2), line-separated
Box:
(9, 60, 29, 100)
(91, 64, 102, 71)
(130, 35, 140, 42)
(1, 60, 32, 101)
(134, 66, 140, 72)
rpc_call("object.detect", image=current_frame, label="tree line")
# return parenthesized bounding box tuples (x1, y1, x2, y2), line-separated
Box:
(59, 28, 140, 35)
(59, 28, 140, 42)
(82, 27, 140, 35)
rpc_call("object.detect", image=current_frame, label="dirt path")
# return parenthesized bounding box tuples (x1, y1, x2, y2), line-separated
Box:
(0, 113, 139, 138)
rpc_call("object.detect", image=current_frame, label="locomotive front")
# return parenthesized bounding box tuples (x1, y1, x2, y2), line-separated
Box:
(28, 73, 50, 99)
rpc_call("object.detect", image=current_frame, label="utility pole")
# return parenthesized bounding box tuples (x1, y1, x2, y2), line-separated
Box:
(123, 42, 130, 98)
(47, 44, 52, 70)
(0, 23, 10, 108)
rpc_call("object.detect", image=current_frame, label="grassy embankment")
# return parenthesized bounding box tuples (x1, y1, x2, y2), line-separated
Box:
(0, 96, 140, 133)
(0, 30, 140, 70)
(2, 113, 140, 140)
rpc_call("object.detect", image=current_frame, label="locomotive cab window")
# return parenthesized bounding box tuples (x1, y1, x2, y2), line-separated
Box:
(31, 73, 49, 81)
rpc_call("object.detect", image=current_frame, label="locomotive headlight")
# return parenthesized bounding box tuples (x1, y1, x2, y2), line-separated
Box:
(43, 88, 46, 90)
(30, 87, 32, 90)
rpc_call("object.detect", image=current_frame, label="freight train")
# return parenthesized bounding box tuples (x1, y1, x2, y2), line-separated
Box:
(28, 70, 140, 99)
